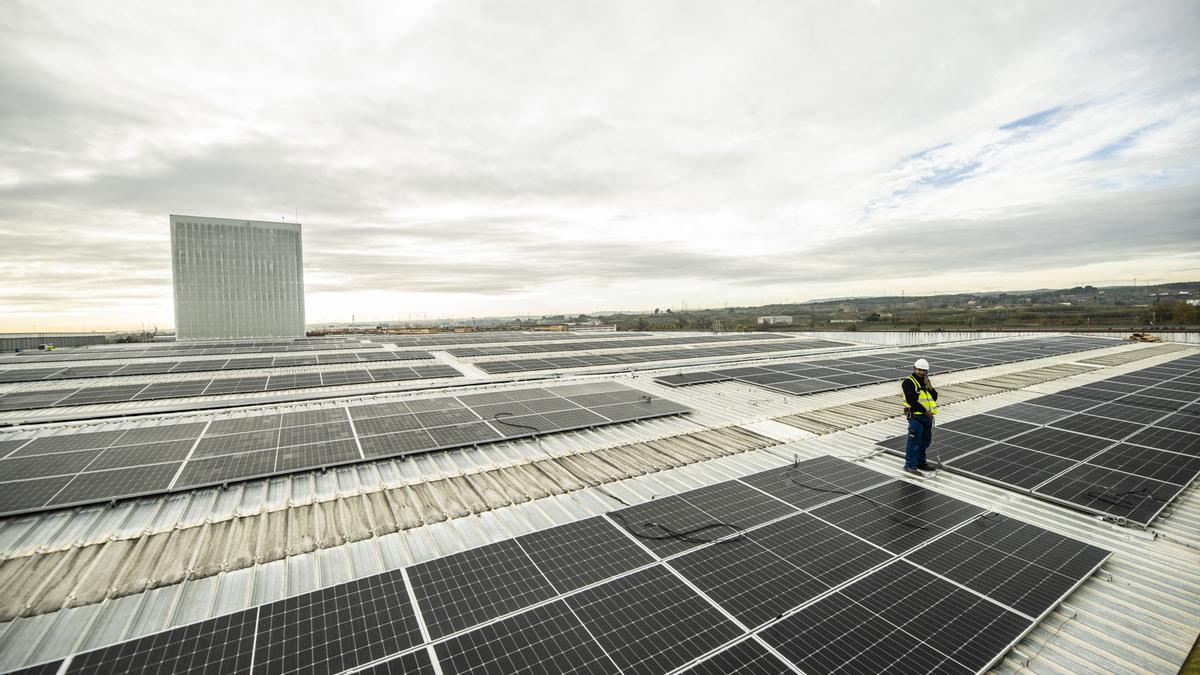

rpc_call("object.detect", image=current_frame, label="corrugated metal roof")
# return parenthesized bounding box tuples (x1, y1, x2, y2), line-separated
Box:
(0, 336, 1196, 673)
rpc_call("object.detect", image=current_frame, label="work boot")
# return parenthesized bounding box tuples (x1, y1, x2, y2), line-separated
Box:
(917, 463, 935, 471)
(902, 467, 921, 475)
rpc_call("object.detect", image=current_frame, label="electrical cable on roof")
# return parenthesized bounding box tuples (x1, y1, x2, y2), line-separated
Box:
(1084, 486, 1168, 507)
(785, 454, 929, 531)
(491, 411, 747, 545)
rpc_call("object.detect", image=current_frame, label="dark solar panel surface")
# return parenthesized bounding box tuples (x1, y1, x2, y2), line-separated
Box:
(654, 335, 1116, 395)
(761, 560, 1032, 675)
(0, 363, 462, 412)
(478, 338, 849, 374)
(0, 350, 433, 384)
(0, 383, 690, 516)
(10, 454, 1109, 675)
(877, 352, 1200, 525)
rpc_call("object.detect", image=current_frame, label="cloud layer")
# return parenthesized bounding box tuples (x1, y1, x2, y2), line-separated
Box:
(1, 1, 1197, 329)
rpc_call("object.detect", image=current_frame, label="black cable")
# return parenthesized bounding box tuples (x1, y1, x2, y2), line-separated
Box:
(1084, 487, 1167, 507)
(491, 412, 746, 543)
(785, 455, 929, 531)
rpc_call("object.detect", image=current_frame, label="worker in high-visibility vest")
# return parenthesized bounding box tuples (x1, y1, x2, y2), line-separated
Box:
(901, 358, 938, 475)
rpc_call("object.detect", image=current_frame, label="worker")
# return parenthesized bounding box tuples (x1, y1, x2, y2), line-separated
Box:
(901, 358, 938, 475)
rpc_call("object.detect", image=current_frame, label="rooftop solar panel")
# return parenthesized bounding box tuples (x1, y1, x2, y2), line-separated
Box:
(516, 516, 655, 594)
(407, 539, 558, 640)
(678, 638, 793, 675)
(945, 443, 1078, 489)
(1033, 463, 1184, 525)
(564, 564, 743, 675)
(808, 480, 986, 554)
(905, 514, 1110, 618)
(253, 570, 423, 675)
(761, 560, 1030, 675)
(62, 608, 257, 675)
(434, 600, 615, 675)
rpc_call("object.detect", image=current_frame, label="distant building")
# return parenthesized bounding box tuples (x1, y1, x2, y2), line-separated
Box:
(571, 325, 617, 332)
(170, 215, 305, 340)
(757, 315, 793, 325)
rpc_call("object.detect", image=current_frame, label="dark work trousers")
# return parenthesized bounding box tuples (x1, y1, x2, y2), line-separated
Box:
(904, 415, 933, 468)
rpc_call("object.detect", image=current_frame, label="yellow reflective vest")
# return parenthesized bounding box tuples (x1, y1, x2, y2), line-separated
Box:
(905, 374, 938, 416)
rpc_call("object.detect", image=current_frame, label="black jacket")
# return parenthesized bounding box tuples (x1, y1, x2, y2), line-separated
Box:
(901, 372, 938, 414)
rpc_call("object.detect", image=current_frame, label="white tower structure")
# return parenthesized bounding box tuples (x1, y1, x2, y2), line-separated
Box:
(170, 215, 305, 340)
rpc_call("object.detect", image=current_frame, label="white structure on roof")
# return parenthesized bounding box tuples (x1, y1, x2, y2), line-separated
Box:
(757, 315, 793, 325)
(170, 215, 305, 341)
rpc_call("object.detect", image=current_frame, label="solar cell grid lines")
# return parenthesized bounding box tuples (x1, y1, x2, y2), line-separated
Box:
(564, 564, 744, 675)
(5, 454, 1111, 675)
(0, 363, 463, 412)
(478, 338, 849, 374)
(808, 480, 987, 554)
(0, 383, 690, 516)
(407, 539, 559, 640)
(678, 639, 793, 675)
(654, 335, 1117, 397)
(904, 514, 1110, 618)
(761, 560, 1033, 675)
(877, 352, 1200, 525)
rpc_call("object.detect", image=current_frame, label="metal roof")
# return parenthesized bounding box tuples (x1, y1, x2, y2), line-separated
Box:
(0, 334, 1196, 673)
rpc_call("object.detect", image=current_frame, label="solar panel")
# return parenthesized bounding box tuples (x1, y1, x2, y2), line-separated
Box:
(938, 414, 1041, 442)
(738, 455, 892, 509)
(651, 336, 1116, 396)
(760, 560, 1032, 675)
(904, 514, 1111, 618)
(678, 638, 793, 675)
(808, 480, 986, 554)
(669, 512, 890, 629)
(610, 495, 728, 558)
(1033, 463, 1183, 525)
(564, 565, 743, 675)
(253, 570, 423, 674)
(0, 383, 690, 516)
(433, 600, 615, 675)
(62, 608, 257, 675)
(986, 402, 1075, 425)
(945, 444, 1078, 489)
(1048, 413, 1139, 440)
(1086, 443, 1200, 484)
(48, 462, 181, 507)
(356, 649, 437, 675)
(1004, 427, 1112, 460)
(1124, 426, 1200, 455)
(516, 516, 655, 594)
(407, 539, 558, 640)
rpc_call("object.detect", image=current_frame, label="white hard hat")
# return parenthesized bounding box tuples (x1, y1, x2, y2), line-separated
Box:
(914, 358, 930, 370)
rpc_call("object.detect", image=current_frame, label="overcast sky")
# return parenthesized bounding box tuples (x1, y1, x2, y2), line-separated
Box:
(1, 0, 1198, 331)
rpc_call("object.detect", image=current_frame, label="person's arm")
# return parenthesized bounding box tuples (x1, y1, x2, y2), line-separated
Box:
(902, 378, 926, 413)
(924, 375, 938, 400)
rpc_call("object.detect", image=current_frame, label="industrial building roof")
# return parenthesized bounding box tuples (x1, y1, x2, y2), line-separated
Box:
(0, 331, 1196, 673)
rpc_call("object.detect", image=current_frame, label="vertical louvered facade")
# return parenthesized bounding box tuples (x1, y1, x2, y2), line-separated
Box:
(170, 215, 305, 340)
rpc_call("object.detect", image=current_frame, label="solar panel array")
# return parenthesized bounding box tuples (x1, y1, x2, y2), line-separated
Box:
(478, 338, 850, 374)
(0, 350, 434, 384)
(0, 382, 690, 516)
(4, 456, 1108, 675)
(655, 335, 1116, 394)
(0, 364, 462, 412)
(447, 333, 786, 357)
(363, 331, 650, 348)
(878, 352, 1200, 525)
(0, 340, 378, 363)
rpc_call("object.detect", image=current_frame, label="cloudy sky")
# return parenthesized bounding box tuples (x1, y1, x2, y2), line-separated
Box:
(1, 0, 1197, 331)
